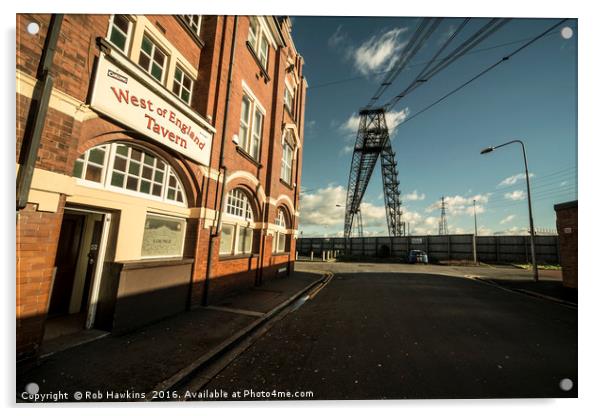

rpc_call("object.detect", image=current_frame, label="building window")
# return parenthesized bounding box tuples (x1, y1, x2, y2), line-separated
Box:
(108, 15, 132, 53)
(74, 144, 109, 183)
(284, 85, 294, 114)
(226, 188, 253, 220)
(247, 17, 259, 50)
(181, 15, 202, 36)
(141, 214, 186, 258)
(172, 66, 194, 105)
(238, 93, 264, 160)
(273, 208, 289, 253)
(247, 16, 269, 69)
(73, 143, 186, 206)
(220, 188, 256, 256)
(258, 36, 269, 68)
(281, 140, 293, 184)
(138, 34, 167, 83)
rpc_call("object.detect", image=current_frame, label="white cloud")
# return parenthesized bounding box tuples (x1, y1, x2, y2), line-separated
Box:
(299, 185, 348, 227)
(340, 107, 410, 138)
(560, 181, 568, 187)
(403, 190, 426, 201)
(504, 190, 526, 201)
(352, 27, 409, 76)
(328, 25, 346, 48)
(500, 214, 516, 224)
(498, 172, 535, 187)
(426, 194, 490, 216)
(299, 186, 388, 230)
(340, 144, 354, 155)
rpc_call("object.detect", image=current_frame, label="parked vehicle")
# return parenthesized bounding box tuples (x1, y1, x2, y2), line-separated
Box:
(408, 250, 429, 264)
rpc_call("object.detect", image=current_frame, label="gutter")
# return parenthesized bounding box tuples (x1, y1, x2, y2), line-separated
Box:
(16, 14, 64, 210)
(202, 16, 238, 306)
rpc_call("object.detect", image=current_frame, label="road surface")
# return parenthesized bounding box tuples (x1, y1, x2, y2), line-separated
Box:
(194, 262, 577, 400)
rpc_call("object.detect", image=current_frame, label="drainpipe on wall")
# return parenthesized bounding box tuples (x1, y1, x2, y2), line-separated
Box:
(16, 14, 64, 210)
(202, 16, 238, 306)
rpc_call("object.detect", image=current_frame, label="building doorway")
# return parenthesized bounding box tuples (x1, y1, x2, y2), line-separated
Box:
(44, 208, 111, 342)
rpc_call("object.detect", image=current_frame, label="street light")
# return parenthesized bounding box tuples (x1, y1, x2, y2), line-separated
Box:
(480, 139, 538, 281)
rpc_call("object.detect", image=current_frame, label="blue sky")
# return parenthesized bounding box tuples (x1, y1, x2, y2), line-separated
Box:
(292, 17, 577, 237)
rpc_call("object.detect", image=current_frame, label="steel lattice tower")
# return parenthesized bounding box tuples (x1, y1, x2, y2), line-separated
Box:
(344, 108, 405, 238)
(438, 196, 448, 235)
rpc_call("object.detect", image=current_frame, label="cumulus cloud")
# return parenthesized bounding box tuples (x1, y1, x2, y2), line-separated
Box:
(504, 190, 526, 201)
(340, 107, 410, 139)
(299, 185, 387, 230)
(500, 214, 516, 224)
(299, 185, 347, 227)
(498, 172, 535, 187)
(426, 194, 490, 216)
(403, 190, 426, 201)
(328, 25, 346, 48)
(352, 27, 409, 76)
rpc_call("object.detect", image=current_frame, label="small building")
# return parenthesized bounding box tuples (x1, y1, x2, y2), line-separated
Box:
(554, 200, 578, 288)
(16, 14, 307, 359)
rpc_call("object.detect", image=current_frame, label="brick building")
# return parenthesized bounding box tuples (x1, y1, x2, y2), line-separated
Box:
(16, 14, 307, 360)
(554, 200, 578, 288)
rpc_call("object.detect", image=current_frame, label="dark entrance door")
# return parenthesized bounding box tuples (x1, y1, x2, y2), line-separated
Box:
(48, 212, 85, 316)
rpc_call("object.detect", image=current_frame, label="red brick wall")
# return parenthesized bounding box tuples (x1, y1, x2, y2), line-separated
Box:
(16, 14, 307, 356)
(16, 198, 66, 360)
(555, 201, 578, 288)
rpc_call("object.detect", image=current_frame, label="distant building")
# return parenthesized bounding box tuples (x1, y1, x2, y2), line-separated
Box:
(16, 14, 307, 359)
(554, 200, 578, 288)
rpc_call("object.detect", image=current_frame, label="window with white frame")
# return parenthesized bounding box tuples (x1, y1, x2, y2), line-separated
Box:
(108, 15, 133, 54)
(138, 34, 167, 83)
(73, 143, 186, 205)
(238, 93, 264, 160)
(284, 84, 294, 114)
(181, 15, 202, 36)
(247, 16, 269, 69)
(172, 66, 194, 105)
(280, 136, 294, 184)
(247, 17, 259, 51)
(273, 208, 289, 253)
(220, 189, 255, 255)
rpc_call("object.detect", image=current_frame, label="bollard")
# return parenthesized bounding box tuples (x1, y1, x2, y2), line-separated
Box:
(322, 251, 326, 262)
(310, 251, 314, 261)
(296, 251, 298, 261)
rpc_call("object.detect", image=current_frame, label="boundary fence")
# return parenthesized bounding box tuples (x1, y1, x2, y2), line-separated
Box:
(297, 235, 559, 264)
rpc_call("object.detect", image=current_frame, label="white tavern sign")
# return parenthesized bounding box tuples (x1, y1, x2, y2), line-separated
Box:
(90, 53, 213, 166)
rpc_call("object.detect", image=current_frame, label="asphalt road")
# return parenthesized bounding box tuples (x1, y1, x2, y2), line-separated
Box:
(197, 263, 577, 400)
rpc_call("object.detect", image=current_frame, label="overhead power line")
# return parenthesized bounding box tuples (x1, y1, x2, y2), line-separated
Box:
(391, 18, 569, 126)
(307, 26, 574, 91)
(384, 18, 512, 110)
(366, 17, 442, 108)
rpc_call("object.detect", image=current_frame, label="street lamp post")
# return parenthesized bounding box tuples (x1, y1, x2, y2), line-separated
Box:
(480, 140, 539, 282)
(473, 199, 478, 265)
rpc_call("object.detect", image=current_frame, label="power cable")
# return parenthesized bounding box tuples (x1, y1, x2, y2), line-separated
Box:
(366, 17, 442, 108)
(391, 18, 569, 125)
(384, 18, 512, 110)
(307, 25, 574, 91)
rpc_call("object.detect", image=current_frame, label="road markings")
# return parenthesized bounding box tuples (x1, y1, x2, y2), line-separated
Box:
(204, 305, 265, 317)
(308, 272, 334, 300)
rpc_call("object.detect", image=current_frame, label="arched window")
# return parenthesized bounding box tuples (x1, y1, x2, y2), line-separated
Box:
(73, 143, 186, 206)
(273, 207, 290, 253)
(220, 188, 256, 256)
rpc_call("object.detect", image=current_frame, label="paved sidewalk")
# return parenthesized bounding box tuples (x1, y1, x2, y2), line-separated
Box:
(17, 271, 323, 402)
(478, 278, 577, 305)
